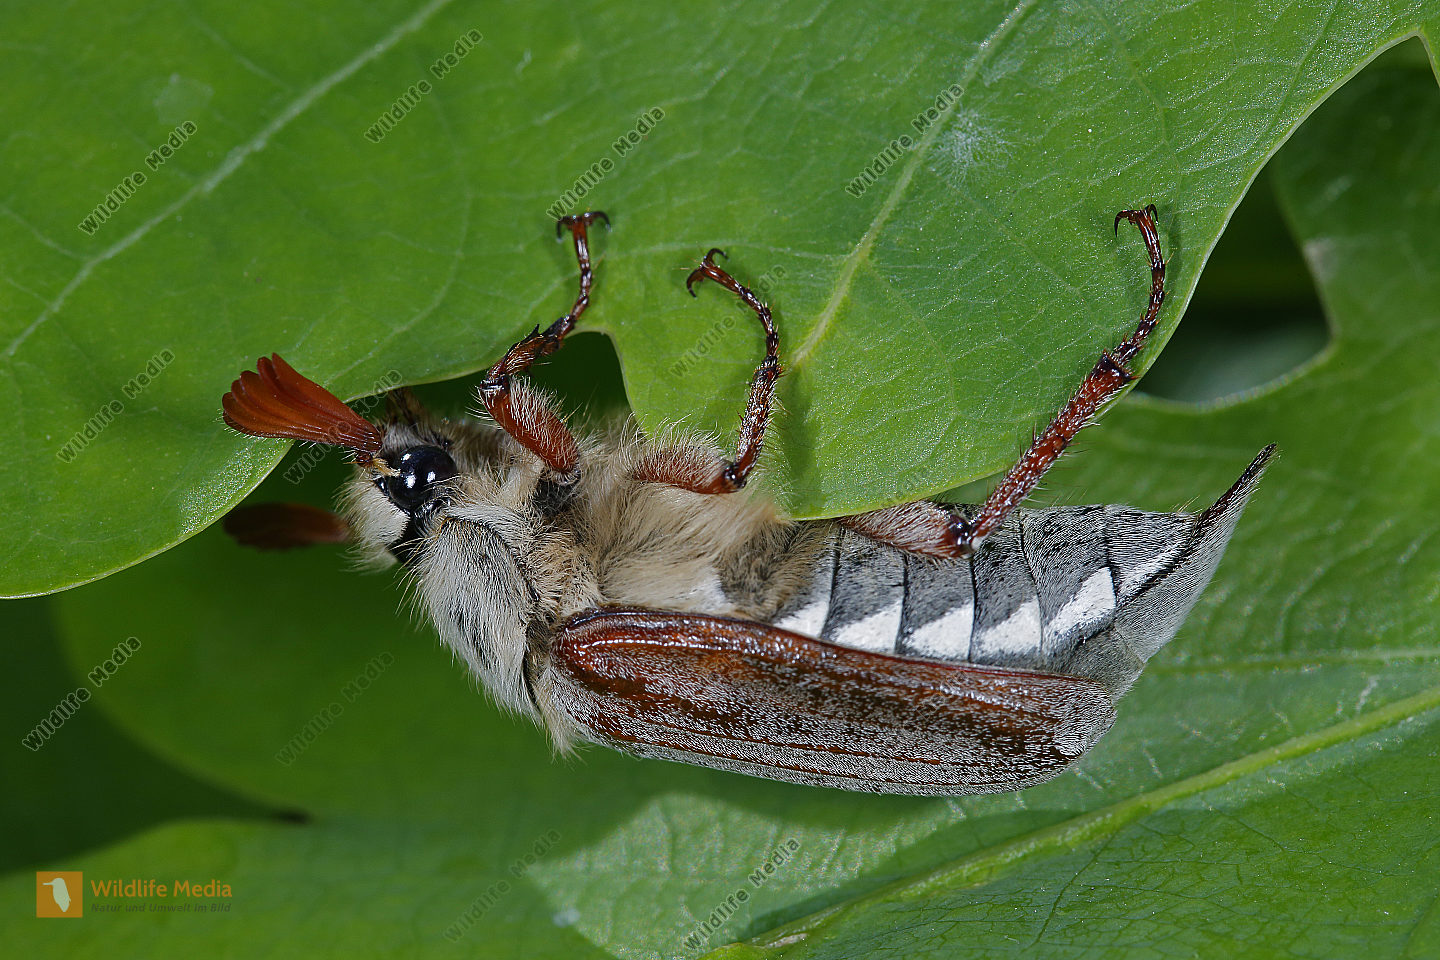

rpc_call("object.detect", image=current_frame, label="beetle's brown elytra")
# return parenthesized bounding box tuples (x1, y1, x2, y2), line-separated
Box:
(221, 208, 1272, 795)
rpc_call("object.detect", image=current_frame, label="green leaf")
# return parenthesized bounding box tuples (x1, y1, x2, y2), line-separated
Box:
(4, 0, 1438, 595)
(5, 43, 1440, 958)
(0, 600, 272, 876)
(714, 693, 1440, 958)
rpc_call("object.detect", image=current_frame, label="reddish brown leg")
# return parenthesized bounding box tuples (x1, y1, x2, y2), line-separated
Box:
(224, 502, 350, 550)
(633, 249, 781, 494)
(478, 211, 609, 476)
(839, 501, 970, 560)
(843, 205, 1166, 558)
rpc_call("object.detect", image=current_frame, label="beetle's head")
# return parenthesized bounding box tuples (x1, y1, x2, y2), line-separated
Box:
(221, 354, 548, 725)
(349, 425, 462, 566)
(220, 354, 517, 565)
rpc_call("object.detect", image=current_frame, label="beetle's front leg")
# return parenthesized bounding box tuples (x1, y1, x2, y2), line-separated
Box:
(478, 211, 609, 479)
(633, 249, 781, 494)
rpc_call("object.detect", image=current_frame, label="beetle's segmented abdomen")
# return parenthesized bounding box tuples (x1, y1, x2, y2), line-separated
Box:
(773, 459, 1265, 697)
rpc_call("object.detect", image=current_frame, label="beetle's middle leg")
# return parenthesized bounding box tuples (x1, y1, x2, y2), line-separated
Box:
(633, 249, 781, 494)
(478, 211, 609, 478)
(843, 205, 1166, 558)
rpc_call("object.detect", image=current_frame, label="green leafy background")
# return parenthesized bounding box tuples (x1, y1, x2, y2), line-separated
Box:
(5, 1, 1440, 957)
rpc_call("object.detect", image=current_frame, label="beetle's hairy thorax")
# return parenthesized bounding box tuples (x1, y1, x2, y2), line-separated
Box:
(555, 443, 822, 623)
(337, 416, 818, 745)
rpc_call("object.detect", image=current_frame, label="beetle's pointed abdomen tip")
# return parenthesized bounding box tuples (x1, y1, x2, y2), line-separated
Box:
(1202, 444, 1276, 529)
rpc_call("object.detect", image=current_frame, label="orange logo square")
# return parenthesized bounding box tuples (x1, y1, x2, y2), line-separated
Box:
(36, 872, 83, 918)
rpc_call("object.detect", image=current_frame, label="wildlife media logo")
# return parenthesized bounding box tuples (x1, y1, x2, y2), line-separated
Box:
(36, 872, 82, 918)
(34, 871, 234, 916)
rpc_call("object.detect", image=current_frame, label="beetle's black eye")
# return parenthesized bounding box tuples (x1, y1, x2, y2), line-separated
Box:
(380, 445, 457, 513)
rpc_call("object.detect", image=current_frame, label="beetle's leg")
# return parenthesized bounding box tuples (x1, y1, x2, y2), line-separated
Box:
(839, 500, 973, 560)
(493, 211, 609, 369)
(843, 205, 1165, 558)
(633, 249, 781, 494)
(477, 211, 609, 477)
(224, 502, 351, 550)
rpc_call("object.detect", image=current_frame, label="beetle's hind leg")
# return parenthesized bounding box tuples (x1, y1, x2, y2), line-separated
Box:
(478, 212, 609, 479)
(842, 205, 1167, 558)
(633, 249, 781, 495)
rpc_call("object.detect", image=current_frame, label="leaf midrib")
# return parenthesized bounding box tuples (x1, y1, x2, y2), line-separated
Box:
(788, 0, 1038, 368)
(1, 0, 456, 361)
(705, 682, 1440, 957)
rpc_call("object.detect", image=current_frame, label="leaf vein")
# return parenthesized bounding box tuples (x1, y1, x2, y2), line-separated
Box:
(788, 0, 1040, 368)
(715, 683, 1440, 956)
(1, 0, 456, 360)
